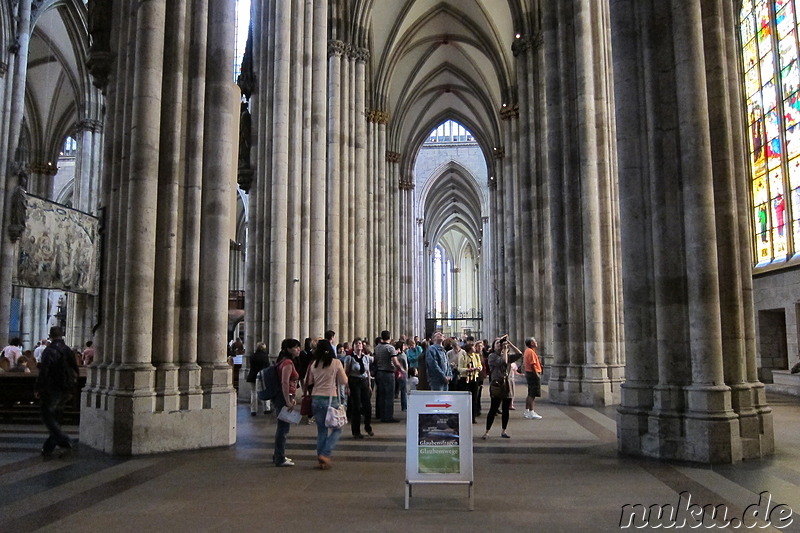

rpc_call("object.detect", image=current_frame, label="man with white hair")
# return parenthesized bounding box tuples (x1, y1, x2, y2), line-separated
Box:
(522, 337, 543, 420)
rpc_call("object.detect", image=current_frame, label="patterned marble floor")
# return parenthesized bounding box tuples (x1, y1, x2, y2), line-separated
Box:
(1, 388, 799, 532)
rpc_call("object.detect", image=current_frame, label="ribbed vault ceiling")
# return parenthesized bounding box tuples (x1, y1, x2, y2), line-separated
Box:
(365, 0, 522, 163)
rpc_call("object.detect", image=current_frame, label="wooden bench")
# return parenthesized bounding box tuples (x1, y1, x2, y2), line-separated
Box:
(770, 370, 800, 398)
(0, 370, 85, 423)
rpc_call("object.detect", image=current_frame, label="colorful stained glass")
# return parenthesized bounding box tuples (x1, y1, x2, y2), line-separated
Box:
(777, 4, 795, 38)
(786, 121, 800, 156)
(763, 80, 778, 110)
(760, 50, 775, 81)
(781, 60, 799, 97)
(746, 66, 761, 95)
(779, 34, 796, 63)
(754, 176, 770, 204)
(742, 1, 800, 264)
(745, 40, 759, 71)
(789, 156, 800, 188)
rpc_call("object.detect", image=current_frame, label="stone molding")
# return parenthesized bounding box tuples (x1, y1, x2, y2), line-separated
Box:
(0, 61, 7, 76)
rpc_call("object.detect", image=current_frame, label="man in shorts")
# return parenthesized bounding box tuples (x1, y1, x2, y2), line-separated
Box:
(522, 337, 543, 420)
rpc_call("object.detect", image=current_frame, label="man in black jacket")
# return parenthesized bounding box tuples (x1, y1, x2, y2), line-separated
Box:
(35, 327, 79, 458)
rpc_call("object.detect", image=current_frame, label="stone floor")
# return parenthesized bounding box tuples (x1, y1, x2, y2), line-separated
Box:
(1, 386, 799, 532)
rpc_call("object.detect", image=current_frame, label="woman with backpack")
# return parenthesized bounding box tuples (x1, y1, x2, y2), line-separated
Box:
(305, 339, 349, 470)
(272, 338, 301, 467)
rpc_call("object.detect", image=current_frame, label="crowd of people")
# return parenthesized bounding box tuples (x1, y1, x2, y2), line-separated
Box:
(0, 336, 95, 373)
(247, 329, 544, 469)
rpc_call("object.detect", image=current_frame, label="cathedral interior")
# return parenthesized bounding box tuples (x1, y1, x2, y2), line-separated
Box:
(1, 0, 800, 530)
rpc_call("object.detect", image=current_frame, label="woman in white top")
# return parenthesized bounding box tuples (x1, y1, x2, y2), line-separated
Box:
(305, 339, 349, 469)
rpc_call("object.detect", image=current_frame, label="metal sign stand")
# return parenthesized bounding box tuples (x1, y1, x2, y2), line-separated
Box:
(404, 390, 474, 510)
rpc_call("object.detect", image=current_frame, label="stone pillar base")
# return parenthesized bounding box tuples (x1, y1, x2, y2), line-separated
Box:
(548, 364, 621, 406)
(80, 366, 235, 455)
(617, 384, 773, 463)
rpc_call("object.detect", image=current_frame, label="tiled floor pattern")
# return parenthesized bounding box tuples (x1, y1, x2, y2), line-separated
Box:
(1, 388, 799, 532)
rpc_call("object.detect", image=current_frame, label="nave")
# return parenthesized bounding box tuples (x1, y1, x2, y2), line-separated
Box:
(2, 387, 800, 532)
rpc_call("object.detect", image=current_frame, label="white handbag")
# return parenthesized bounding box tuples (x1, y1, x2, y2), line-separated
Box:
(324, 395, 347, 428)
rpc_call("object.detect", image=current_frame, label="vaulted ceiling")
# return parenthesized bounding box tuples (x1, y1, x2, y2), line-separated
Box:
(362, 0, 529, 163)
(25, 0, 88, 163)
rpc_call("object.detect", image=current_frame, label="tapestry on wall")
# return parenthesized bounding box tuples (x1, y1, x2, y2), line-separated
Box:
(15, 195, 100, 295)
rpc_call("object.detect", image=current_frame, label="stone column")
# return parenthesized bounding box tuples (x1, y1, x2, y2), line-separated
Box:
(286, 0, 305, 337)
(353, 49, 368, 337)
(326, 40, 345, 335)
(541, 1, 622, 407)
(81, 0, 235, 455)
(340, 48, 353, 338)
(612, 0, 772, 463)
(0, 0, 33, 335)
(309, 0, 328, 337)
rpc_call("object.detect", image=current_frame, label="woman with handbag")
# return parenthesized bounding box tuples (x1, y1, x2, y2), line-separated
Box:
(273, 338, 301, 467)
(305, 339, 349, 469)
(482, 335, 523, 440)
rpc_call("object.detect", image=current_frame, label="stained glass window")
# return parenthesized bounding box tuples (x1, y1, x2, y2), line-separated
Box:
(741, 0, 800, 264)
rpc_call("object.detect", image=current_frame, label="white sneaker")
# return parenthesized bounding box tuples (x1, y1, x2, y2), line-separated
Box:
(276, 458, 295, 467)
(530, 410, 542, 420)
(523, 410, 533, 419)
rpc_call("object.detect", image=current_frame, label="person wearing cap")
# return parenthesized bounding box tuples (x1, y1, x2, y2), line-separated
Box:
(35, 327, 79, 458)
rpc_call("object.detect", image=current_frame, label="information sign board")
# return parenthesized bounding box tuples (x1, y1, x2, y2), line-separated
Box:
(405, 390, 473, 509)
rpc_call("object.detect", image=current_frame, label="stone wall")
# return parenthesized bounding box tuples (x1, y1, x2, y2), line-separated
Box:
(753, 265, 800, 381)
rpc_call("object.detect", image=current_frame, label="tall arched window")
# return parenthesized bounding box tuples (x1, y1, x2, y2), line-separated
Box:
(741, 0, 800, 266)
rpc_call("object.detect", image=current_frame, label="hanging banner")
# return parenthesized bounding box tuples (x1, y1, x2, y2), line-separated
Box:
(15, 194, 100, 295)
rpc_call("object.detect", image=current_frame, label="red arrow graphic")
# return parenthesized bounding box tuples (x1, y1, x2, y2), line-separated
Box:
(424, 403, 452, 408)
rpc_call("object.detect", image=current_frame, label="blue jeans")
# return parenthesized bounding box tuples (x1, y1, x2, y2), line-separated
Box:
(397, 375, 407, 411)
(272, 395, 291, 464)
(312, 396, 343, 458)
(376, 371, 395, 421)
(40, 391, 72, 453)
(429, 381, 448, 391)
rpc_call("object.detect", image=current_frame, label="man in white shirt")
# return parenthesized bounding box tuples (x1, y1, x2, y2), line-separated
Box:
(34, 339, 48, 362)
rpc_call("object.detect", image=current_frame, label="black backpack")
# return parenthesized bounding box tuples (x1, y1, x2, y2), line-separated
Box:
(257, 362, 281, 401)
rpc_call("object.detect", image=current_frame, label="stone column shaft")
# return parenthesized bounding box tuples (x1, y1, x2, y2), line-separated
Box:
(339, 53, 351, 337)
(354, 56, 367, 337)
(671, 0, 725, 387)
(0, 0, 32, 336)
(309, 0, 327, 336)
(326, 41, 343, 334)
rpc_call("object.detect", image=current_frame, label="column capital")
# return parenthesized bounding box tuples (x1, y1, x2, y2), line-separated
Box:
(386, 150, 401, 163)
(492, 146, 505, 159)
(0, 61, 7, 76)
(512, 32, 543, 57)
(488, 176, 497, 190)
(29, 162, 58, 176)
(399, 177, 414, 190)
(349, 46, 370, 63)
(75, 118, 104, 133)
(500, 104, 519, 120)
(328, 40, 348, 58)
(368, 109, 390, 124)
